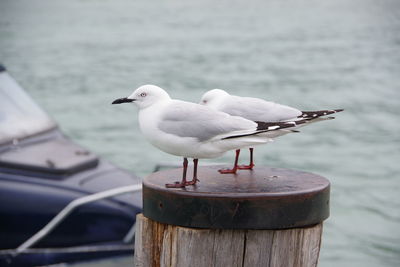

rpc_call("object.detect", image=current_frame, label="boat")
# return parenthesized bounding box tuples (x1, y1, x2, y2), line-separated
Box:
(0, 64, 142, 266)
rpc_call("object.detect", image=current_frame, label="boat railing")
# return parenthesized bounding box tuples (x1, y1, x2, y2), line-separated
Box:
(15, 184, 142, 255)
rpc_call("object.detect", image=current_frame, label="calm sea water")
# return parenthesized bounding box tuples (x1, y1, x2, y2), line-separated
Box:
(1, 0, 400, 266)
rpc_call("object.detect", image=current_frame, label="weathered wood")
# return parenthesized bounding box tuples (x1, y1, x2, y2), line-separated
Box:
(134, 214, 323, 267)
(242, 230, 274, 267)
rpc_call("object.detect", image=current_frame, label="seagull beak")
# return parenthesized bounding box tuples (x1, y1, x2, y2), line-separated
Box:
(112, 97, 135, 104)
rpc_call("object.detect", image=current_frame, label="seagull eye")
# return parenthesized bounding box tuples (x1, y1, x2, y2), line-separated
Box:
(140, 92, 147, 97)
(203, 100, 207, 103)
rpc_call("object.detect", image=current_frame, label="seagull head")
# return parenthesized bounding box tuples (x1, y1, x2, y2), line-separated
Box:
(112, 84, 171, 109)
(199, 89, 229, 108)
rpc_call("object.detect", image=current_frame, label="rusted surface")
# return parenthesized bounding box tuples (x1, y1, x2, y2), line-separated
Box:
(143, 165, 330, 229)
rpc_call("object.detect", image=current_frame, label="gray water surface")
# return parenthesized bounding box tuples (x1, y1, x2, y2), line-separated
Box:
(1, 0, 400, 266)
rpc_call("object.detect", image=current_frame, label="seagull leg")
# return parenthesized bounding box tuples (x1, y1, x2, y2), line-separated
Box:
(219, 149, 240, 174)
(166, 158, 189, 188)
(238, 148, 255, 170)
(187, 158, 200, 185)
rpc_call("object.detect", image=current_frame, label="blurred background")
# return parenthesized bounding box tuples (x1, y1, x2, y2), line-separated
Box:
(1, 0, 399, 266)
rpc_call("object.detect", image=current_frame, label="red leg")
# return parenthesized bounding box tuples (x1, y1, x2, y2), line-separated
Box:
(187, 158, 200, 185)
(238, 148, 255, 170)
(219, 149, 240, 174)
(166, 158, 189, 188)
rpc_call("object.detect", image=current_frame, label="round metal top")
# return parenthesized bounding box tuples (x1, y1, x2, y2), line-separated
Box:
(143, 165, 330, 229)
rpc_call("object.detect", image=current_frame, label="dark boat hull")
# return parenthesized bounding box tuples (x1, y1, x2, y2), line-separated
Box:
(0, 64, 142, 266)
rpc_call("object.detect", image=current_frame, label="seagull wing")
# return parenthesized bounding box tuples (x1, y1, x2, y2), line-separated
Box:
(158, 100, 260, 142)
(219, 95, 302, 122)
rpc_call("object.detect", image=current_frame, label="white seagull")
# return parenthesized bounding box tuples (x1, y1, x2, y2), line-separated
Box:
(112, 85, 304, 188)
(200, 89, 343, 173)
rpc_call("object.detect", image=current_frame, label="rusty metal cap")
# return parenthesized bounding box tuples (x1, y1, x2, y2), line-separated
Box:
(143, 166, 330, 230)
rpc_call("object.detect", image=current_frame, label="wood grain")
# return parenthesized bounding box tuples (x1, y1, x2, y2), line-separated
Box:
(134, 214, 323, 267)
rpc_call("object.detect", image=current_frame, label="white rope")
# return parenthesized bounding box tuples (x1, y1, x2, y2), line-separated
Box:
(15, 184, 142, 254)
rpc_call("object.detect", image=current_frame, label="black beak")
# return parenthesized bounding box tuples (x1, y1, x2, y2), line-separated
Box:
(112, 97, 135, 104)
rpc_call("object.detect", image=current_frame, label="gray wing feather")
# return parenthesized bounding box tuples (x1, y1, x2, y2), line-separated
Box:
(220, 95, 301, 122)
(159, 101, 256, 141)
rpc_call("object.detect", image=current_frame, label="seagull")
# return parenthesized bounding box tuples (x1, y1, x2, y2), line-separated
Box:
(199, 89, 343, 173)
(112, 85, 304, 188)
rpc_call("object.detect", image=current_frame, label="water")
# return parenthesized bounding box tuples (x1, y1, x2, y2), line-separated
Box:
(1, 0, 400, 266)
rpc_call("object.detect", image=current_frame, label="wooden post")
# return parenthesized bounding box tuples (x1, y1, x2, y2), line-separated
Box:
(134, 166, 329, 267)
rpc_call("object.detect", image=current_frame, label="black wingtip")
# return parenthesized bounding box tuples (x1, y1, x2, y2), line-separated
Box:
(255, 120, 305, 131)
(300, 109, 344, 119)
